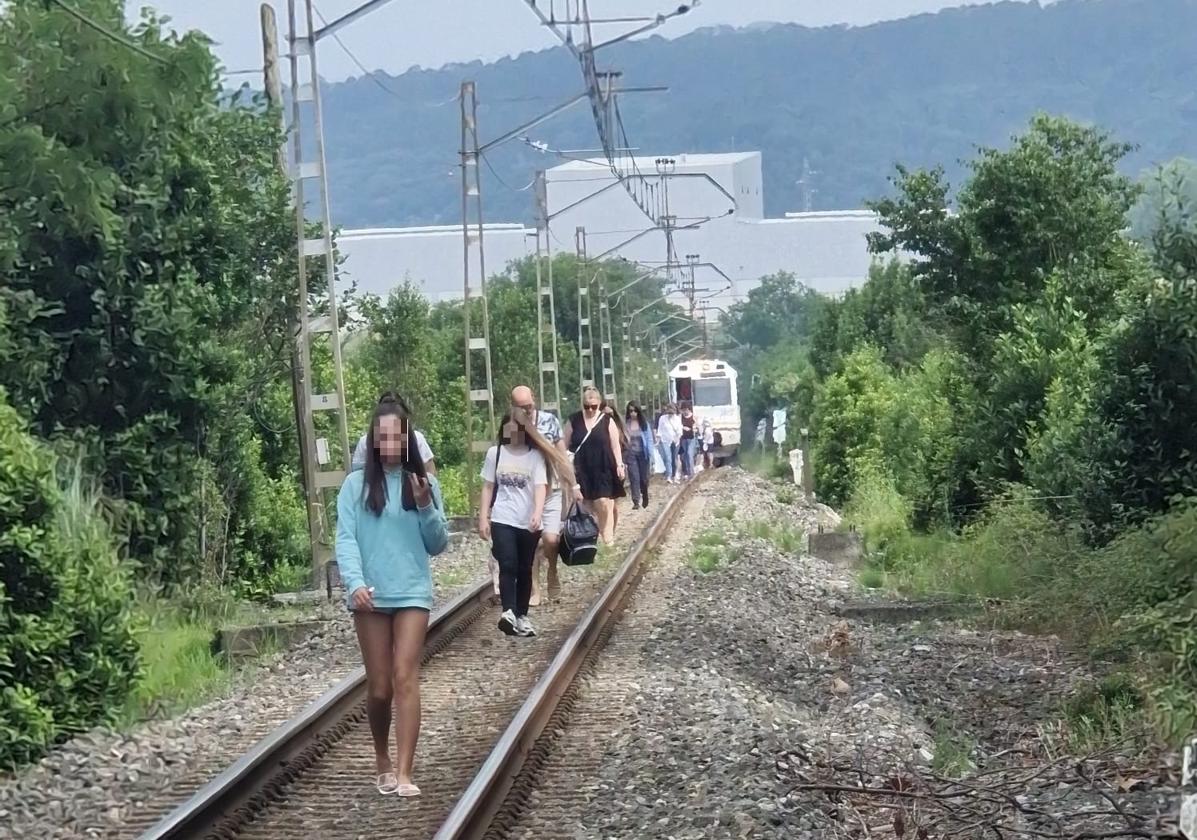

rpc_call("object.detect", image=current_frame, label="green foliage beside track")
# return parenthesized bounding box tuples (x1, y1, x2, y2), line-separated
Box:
(0, 392, 138, 770)
(0, 0, 315, 764)
(725, 116, 1197, 744)
(0, 0, 310, 590)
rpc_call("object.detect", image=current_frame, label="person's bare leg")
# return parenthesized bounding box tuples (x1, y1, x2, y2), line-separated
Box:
(354, 611, 395, 775)
(542, 534, 561, 598)
(391, 608, 429, 786)
(595, 498, 614, 544)
(529, 551, 542, 606)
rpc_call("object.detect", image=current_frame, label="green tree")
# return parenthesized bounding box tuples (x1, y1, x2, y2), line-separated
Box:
(868, 115, 1139, 353)
(0, 1, 306, 585)
(0, 389, 138, 769)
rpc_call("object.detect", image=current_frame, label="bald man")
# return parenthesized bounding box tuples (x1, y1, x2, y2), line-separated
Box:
(511, 384, 577, 603)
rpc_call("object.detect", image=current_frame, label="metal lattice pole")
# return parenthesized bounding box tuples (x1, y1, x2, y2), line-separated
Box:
(461, 81, 497, 506)
(284, 0, 353, 585)
(598, 273, 617, 404)
(534, 171, 563, 414)
(575, 226, 597, 394)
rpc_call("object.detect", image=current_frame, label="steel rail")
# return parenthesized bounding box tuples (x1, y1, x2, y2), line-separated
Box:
(433, 469, 713, 839)
(138, 580, 494, 840)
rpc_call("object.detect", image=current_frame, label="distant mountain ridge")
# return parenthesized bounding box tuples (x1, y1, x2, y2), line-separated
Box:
(313, 0, 1197, 228)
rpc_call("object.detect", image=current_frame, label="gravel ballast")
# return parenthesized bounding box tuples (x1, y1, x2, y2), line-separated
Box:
(0, 484, 680, 839)
(3, 468, 1180, 838)
(503, 468, 1180, 839)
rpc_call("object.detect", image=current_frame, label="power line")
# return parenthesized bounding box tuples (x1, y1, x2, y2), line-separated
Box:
(48, 0, 169, 64)
(480, 153, 536, 193)
(312, 4, 405, 102)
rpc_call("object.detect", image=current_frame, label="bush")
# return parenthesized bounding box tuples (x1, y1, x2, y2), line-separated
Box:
(844, 462, 911, 560)
(0, 396, 138, 769)
(436, 465, 469, 516)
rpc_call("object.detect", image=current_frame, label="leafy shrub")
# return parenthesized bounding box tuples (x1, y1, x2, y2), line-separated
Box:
(0, 396, 138, 769)
(436, 465, 469, 516)
(844, 462, 911, 560)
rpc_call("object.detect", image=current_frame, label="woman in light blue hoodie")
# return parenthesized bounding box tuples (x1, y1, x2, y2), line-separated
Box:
(336, 394, 449, 798)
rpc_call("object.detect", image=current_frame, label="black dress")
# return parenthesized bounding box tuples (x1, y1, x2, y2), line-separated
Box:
(568, 412, 626, 500)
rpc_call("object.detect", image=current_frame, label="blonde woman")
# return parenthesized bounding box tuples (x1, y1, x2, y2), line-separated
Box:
(563, 387, 624, 544)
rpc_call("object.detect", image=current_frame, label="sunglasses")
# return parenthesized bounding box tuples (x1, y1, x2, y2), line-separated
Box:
(515, 402, 535, 412)
(583, 403, 600, 410)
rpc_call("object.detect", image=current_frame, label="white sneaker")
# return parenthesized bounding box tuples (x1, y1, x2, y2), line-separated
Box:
(516, 616, 536, 637)
(498, 609, 518, 636)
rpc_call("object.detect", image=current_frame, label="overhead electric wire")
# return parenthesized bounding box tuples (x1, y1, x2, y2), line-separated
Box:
(481, 152, 536, 193)
(47, 0, 169, 64)
(313, 4, 406, 102)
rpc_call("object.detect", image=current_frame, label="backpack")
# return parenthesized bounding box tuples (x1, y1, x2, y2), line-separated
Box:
(558, 503, 600, 566)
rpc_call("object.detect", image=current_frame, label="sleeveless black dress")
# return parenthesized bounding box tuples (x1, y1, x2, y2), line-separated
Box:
(568, 412, 626, 501)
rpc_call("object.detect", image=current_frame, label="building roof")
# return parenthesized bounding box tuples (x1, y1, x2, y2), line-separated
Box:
(548, 151, 760, 174)
(339, 224, 528, 240)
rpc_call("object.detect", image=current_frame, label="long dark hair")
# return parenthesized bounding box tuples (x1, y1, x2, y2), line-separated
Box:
(495, 408, 574, 491)
(362, 393, 428, 515)
(603, 399, 629, 445)
(625, 401, 646, 427)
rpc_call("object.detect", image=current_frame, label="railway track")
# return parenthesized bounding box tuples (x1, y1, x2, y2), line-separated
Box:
(139, 472, 709, 840)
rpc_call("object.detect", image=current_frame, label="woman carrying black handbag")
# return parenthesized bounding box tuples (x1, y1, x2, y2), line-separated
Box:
(563, 387, 625, 544)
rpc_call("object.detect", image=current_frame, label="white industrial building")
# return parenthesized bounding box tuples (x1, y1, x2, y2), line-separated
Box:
(338, 152, 886, 309)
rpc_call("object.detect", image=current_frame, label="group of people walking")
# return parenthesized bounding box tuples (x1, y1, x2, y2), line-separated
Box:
(334, 385, 675, 797)
(653, 401, 707, 483)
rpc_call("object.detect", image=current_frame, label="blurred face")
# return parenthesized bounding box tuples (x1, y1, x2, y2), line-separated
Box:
(583, 395, 600, 417)
(602, 404, 613, 416)
(374, 414, 408, 464)
(502, 418, 525, 446)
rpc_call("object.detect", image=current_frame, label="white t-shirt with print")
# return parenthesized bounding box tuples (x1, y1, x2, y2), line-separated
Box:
(481, 445, 548, 530)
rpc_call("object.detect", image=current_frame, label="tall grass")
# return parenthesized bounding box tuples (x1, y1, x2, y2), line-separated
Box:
(845, 467, 1197, 744)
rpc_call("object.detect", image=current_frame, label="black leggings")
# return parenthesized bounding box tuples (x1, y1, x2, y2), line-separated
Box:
(491, 522, 540, 616)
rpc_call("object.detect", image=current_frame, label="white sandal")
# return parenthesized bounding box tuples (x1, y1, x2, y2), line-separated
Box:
(376, 772, 399, 795)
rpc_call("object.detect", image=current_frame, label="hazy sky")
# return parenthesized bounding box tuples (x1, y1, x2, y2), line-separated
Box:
(126, 1, 1049, 81)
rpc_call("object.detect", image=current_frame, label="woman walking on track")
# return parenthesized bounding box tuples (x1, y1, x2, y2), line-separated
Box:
(624, 401, 653, 509)
(656, 403, 682, 484)
(335, 394, 449, 798)
(478, 408, 574, 637)
(603, 400, 629, 532)
(564, 387, 625, 544)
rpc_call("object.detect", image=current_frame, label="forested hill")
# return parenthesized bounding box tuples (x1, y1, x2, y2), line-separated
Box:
(315, 0, 1197, 229)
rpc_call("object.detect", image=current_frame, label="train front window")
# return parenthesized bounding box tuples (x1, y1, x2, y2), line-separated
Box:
(692, 378, 732, 407)
(674, 377, 693, 403)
